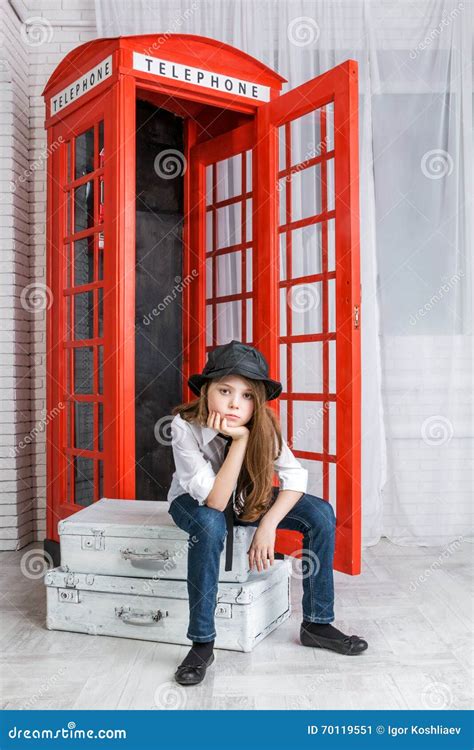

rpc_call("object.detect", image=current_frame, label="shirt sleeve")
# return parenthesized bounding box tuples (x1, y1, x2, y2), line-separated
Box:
(274, 435, 308, 494)
(170, 417, 216, 505)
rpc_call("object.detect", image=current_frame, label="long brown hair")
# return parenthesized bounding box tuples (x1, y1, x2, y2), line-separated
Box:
(171, 376, 283, 521)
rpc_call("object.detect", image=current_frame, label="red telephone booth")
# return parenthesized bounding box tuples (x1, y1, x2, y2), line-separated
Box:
(42, 34, 361, 574)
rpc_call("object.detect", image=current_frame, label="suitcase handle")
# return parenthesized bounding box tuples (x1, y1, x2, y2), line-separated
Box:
(115, 606, 168, 625)
(120, 548, 170, 562)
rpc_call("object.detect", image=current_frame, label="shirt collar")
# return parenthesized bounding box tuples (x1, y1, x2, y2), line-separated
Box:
(201, 424, 222, 446)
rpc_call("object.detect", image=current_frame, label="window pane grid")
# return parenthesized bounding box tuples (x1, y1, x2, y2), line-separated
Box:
(278, 104, 335, 503)
(62, 120, 105, 508)
(205, 151, 254, 348)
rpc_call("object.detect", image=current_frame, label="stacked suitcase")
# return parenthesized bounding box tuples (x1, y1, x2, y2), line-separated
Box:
(44, 498, 292, 651)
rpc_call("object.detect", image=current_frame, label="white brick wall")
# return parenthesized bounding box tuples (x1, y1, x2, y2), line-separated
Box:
(0, 0, 96, 550)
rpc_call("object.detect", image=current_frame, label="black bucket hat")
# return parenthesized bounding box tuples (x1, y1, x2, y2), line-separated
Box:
(188, 340, 282, 401)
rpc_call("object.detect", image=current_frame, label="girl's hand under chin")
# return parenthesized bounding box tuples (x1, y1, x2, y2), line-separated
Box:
(207, 410, 250, 441)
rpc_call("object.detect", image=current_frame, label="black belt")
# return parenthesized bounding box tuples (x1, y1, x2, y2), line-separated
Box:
(218, 433, 235, 571)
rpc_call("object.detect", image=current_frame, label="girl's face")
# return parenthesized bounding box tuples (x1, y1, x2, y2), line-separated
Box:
(207, 375, 255, 427)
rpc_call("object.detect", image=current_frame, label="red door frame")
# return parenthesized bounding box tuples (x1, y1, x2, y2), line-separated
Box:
(186, 61, 361, 574)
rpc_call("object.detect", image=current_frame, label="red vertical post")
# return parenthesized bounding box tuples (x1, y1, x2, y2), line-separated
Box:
(333, 62, 361, 573)
(104, 76, 136, 499)
(253, 104, 280, 420)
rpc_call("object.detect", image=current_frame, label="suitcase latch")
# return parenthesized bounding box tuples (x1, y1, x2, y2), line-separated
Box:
(58, 587, 79, 603)
(82, 529, 105, 551)
(215, 603, 232, 618)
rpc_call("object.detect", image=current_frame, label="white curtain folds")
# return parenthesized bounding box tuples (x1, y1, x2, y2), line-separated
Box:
(95, 0, 473, 547)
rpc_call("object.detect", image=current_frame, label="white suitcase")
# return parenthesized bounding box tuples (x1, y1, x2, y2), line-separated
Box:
(58, 498, 256, 583)
(44, 560, 291, 652)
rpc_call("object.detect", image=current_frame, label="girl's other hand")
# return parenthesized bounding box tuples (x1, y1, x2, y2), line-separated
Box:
(207, 410, 250, 442)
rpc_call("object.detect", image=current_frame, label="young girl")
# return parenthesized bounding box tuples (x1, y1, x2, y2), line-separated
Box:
(167, 340, 368, 686)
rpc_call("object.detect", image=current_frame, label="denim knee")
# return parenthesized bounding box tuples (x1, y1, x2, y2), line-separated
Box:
(188, 505, 227, 542)
(304, 494, 336, 532)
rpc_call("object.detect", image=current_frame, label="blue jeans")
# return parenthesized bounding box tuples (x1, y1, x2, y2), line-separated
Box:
(168, 489, 336, 642)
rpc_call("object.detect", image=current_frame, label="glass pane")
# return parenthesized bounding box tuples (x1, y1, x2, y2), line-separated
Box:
(74, 181, 94, 233)
(326, 157, 335, 213)
(74, 238, 94, 287)
(66, 192, 71, 235)
(245, 248, 252, 292)
(246, 298, 252, 342)
(98, 402, 103, 451)
(216, 155, 242, 202)
(291, 109, 322, 167)
(74, 291, 94, 340)
(74, 401, 94, 451)
(75, 127, 94, 179)
(206, 256, 213, 299)
(216, 202, 241, 249)
(98, 120, 104, 153)
(325, 102, 335, 152)
(206, 210, 213, 253)
(74, 456, 94, 507)
(98, 459, 103, 499)
(97, 345, 103, 394)
(293, 400, 324, 454)
(245, 150, 252, 193)
(216, 300, 241, 343)
(290, 281, 323, 336)
(74, 346, 93, 394)
(278, 164, 321, 224)
(245, 198, 252, 242)
(98, 246, 104, 280)
(98, 287, 103, 338)
(216, 251, 241, 296)
(290, 224, 325, 279)
(329, 401, 336, 455)
(292, 341, 324, 393)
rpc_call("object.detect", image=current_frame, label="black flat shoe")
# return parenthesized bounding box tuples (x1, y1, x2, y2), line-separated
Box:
(174, 652, 215, 686)
(300, 626, 368, 655)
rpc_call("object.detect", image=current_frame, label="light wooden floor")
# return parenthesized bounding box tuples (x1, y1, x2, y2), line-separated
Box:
(1, 538, 472, 710)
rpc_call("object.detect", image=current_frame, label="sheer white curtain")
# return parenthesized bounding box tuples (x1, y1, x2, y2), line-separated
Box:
(95, 0, 473, 547)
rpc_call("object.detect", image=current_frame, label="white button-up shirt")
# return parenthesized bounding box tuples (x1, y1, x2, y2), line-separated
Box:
(167, 413, 308, 510)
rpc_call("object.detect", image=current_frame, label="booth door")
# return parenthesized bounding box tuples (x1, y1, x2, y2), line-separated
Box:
(47, 92, 110, 531)
(187, 61, 361, 574)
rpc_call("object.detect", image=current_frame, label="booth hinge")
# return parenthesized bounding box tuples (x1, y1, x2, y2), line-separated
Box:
(353, 304, 360, 328)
